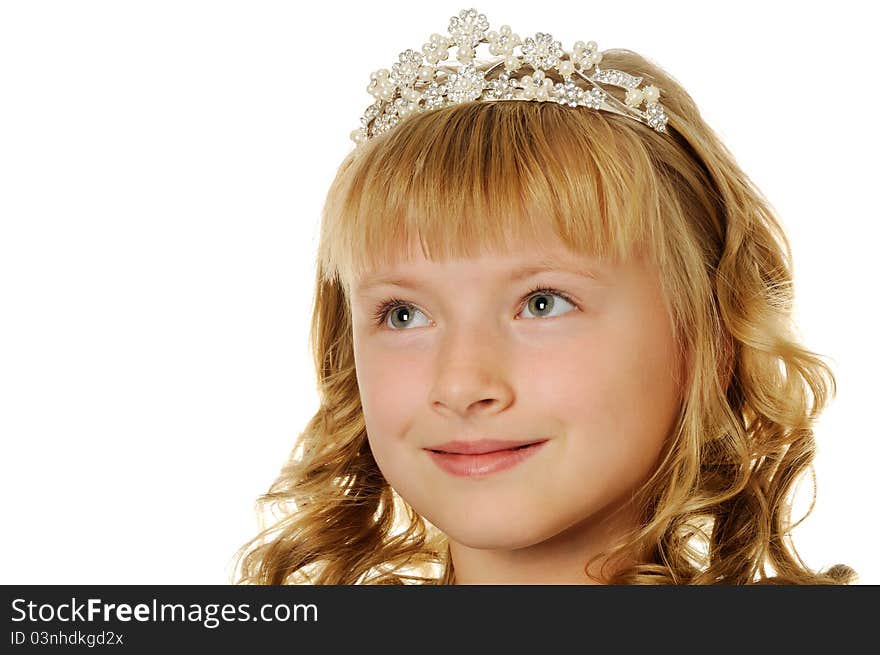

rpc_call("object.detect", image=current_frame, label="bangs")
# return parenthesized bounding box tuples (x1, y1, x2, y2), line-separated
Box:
(317, 101, 666, 293)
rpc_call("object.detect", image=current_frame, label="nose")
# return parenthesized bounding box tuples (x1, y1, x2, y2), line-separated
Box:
(429, 323, 515, 418)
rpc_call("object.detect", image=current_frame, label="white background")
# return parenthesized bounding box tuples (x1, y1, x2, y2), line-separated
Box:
(1, 1, 877, 584)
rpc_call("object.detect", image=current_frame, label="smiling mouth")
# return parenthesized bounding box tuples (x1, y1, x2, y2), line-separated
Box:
(426, 438, 549, 455)
(429, 442, 537, 454)
(425, 440, 549, 477)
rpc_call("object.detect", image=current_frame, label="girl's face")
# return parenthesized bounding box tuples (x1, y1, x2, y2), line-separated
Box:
(349, 237, 684, 557)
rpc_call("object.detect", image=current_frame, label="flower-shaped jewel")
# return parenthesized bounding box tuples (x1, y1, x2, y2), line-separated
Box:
(448, 8, 490, 48)
(518, 74, 538, 100)
(569, 40, 587, 66)
(503, 54, 522, 73)
(394, 86, 423, 119)
(583, 87, 607, 110)
(483, 71, 519, 100)
(487, 24, 521, 57)
(552, 80, 586, 108)
(421, 33, 453, 66)
(367, 68, 396, 102)
(520, 32, 564, 72)
(571, 40, 602, 71)
(446, 64, 487, 104)
(517, 69, 556, 101)
(390, 49, 425, 89)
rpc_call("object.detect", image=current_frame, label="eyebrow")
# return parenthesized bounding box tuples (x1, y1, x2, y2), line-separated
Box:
(353, 258, 606, 294)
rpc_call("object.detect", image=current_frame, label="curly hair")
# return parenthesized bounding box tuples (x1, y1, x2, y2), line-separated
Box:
(232, 49, 857, 585)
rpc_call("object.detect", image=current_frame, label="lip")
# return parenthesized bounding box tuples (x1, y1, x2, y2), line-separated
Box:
(425, 440, 549, 477)
(427, 438, 548, 455)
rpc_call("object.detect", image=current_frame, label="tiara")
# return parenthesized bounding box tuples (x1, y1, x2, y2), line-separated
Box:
(350, 8, 670, 146)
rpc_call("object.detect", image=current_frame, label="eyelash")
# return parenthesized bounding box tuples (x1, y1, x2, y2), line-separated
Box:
(371, 284, 579, 328)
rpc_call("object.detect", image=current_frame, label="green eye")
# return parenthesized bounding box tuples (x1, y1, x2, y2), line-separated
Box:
(372, 285, 579, 330)
(519, 287, 577, 320)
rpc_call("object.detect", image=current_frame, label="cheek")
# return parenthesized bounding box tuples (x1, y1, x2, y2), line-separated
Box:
(353, 341, 445, 513)
(523, 315, 681, 456)
(353, 340, 430, 449)
(519, 329, 633, 426)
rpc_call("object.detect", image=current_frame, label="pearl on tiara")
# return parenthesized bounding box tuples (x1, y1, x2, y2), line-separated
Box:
(350, 8, 670, 145)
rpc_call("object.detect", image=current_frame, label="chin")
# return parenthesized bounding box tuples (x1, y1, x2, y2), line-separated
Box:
(438, 518, 554, 551)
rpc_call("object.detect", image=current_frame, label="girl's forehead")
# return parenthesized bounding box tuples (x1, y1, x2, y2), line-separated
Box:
(378, 233, 603, 267)
(339, 222, 648, 296)
(349, 238, 640, 296)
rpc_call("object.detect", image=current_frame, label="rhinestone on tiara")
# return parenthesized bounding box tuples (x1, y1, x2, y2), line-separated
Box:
(350, 8, 670, 146)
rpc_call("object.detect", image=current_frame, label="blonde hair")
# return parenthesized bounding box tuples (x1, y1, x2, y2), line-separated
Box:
(233, 49, 857, 584)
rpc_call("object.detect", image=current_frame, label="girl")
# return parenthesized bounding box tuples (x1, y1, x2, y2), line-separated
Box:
(234, 8, 857, 585)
